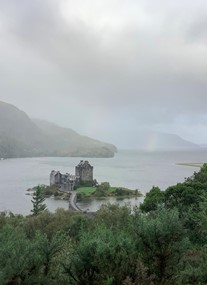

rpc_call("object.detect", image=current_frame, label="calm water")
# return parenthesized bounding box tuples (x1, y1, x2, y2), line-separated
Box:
(0, 149, 206, 215)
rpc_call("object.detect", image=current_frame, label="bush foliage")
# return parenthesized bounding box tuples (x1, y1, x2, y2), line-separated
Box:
(1, 164, 207, 284)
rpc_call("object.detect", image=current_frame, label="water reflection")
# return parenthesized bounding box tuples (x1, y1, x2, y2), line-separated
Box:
(76, 196, 144, 212)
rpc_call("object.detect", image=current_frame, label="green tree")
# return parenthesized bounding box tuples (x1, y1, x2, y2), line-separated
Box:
(0, 225, 41, 285)
(186, 163, 207, 183)
(140, 186, 165, 213)
(165, 182, 207, 212)
(65, 225, 136, 285)
(178, 246, 207, 285)
(33, 231, 72, 285)
(95, 182, 111, 197)
(133, 208, 189, 285)
(93, 203, 132, 231)
(0, 224, 72, 285)
(31, 185, 47, 215)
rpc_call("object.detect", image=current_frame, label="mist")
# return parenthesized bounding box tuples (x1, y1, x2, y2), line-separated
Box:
(0, 0, 207, 148)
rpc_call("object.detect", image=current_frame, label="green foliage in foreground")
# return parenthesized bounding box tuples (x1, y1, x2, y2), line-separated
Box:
(1, 164, 207, 284)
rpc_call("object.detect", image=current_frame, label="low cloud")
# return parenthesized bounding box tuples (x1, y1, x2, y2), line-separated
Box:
(0, 0, 207, 146)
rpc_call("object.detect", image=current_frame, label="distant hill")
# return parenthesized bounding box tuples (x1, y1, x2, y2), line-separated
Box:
(134, 131, 198, 151)
(33, 119, 117, 157)
(0, 101, 117, 158)
(199, 144, 207, 148)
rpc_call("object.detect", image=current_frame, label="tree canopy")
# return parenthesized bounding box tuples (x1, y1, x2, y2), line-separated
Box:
(0, 165, 207, 284)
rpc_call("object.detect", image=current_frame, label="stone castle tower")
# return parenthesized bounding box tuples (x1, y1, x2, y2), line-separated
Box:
(75, 160, 93, 183)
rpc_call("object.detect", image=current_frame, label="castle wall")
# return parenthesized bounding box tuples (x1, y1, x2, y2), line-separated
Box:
(50, 171, 62, 186)
(75, 160, 93, 183)
(50, 161, 93, 190)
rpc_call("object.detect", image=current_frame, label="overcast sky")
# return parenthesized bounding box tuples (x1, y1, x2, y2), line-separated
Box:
(0, 0, 207, 148)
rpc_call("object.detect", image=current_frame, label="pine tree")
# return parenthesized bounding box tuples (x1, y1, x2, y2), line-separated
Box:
(31, 185, 47, 215)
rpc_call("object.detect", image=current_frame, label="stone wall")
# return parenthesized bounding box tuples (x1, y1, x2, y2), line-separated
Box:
(75, 160, 93, 183)
(50, 161, 93, 191)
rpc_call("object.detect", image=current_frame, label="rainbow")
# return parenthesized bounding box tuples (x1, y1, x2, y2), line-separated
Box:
(144, 132, 159, 152)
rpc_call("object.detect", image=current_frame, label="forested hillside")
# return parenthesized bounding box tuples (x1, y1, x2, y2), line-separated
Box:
(1, 165, 207, 284)
(0, 101, 117, 158)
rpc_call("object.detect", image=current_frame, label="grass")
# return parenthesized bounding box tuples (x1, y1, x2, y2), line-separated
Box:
(76, 187, 96, 196)
(76, 186, 142, 199)
(108, 187, 117, 193)
(107, 187, 137, 193)
(177, 163, 203, 168)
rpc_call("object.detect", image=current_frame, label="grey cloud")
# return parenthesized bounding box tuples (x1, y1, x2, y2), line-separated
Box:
(0, 0, 207, 146)
(187, 15, 207, 43)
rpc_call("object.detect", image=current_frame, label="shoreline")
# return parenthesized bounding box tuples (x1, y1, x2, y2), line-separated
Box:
(27, 185, 142, 202)
(177, 162, 203, 168)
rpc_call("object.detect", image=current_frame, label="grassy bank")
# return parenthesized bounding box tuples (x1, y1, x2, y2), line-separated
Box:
(177, 162, 203, 167)
(27, 185, 70, 200)
(75, 184, 142, 201)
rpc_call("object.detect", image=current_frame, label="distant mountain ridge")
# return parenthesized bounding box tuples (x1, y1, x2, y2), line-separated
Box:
(134, 131, 198, 151)
(0, 101, 117, 158)
(33, 119, 117, 156)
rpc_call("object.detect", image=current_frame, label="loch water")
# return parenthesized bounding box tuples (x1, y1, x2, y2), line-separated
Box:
(0, 149, 206, 215)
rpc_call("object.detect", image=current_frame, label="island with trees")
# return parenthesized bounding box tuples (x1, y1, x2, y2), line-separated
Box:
(28, 181, 141, 202)
(28, 160, 142, 202)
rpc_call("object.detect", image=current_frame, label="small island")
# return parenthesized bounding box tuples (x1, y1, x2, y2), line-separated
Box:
(28, 160, 142, 204)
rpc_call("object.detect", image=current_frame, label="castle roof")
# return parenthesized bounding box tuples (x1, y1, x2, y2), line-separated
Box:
(50, 170, 61, 176)
(76, 160, 93, 168)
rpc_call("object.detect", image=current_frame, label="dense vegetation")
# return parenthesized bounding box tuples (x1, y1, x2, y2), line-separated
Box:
(1, 164, 207, 284)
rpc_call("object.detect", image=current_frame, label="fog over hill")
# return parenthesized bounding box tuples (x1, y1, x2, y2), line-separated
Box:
(0, 101, 200, 158)
(0, 101, 117, 158)
(0, 1, 207, 146)
(131, 131, 198, 151)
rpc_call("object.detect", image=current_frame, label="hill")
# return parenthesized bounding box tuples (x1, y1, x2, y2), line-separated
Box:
(134, 131, 198, 151)
(0, 101, 117, 158)
(33, 119, 117, 157)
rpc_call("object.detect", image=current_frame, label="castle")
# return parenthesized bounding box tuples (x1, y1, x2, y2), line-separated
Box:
(50, 160, 93, 192)
(75, 160, 93, 183)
